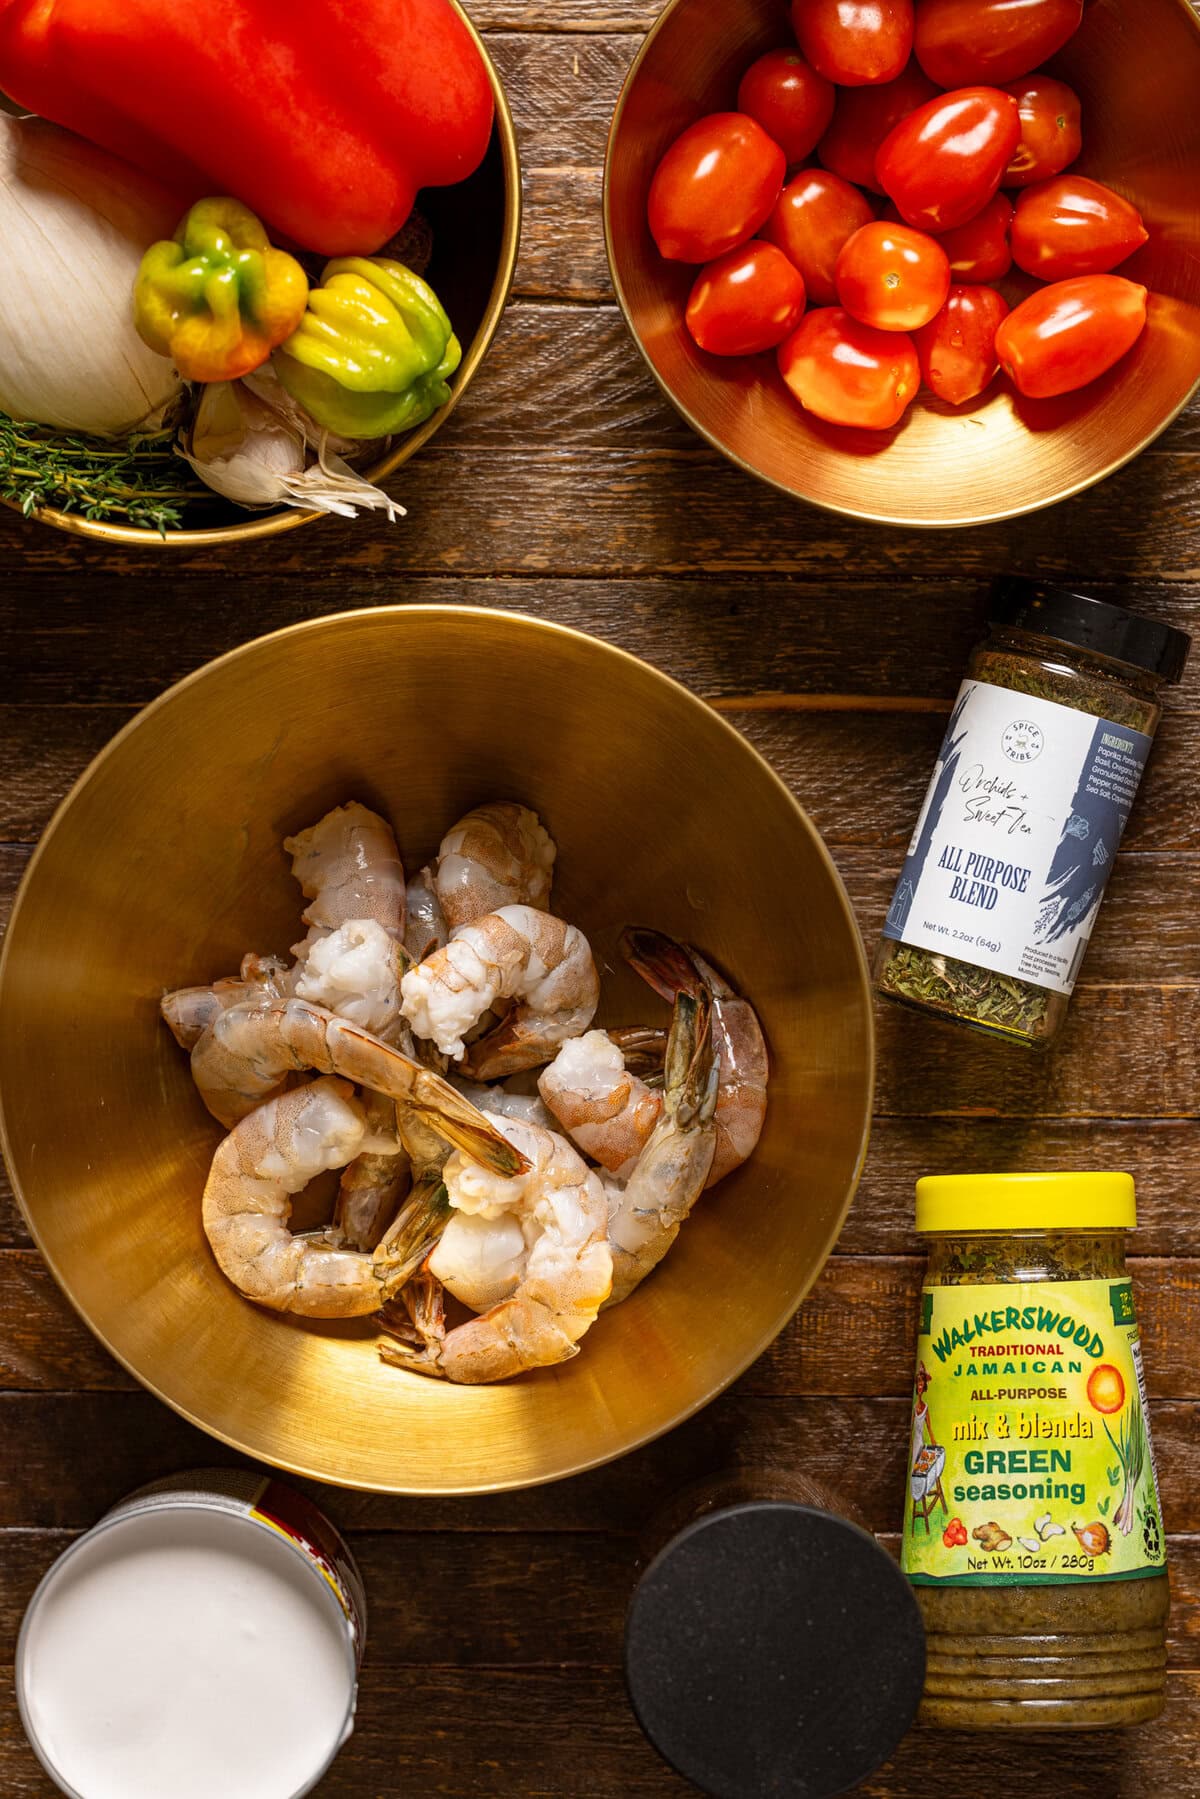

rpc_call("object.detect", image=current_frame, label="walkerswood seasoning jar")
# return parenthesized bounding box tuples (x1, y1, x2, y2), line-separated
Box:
(903, 1174, 1168, 1730)
(876, 578, 1190, 1047)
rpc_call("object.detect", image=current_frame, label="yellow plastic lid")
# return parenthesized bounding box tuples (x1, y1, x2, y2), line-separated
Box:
(915, 1172, 1136, 1234)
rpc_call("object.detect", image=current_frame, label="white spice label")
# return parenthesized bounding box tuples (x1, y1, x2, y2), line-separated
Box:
(883, 681, 1152, 997)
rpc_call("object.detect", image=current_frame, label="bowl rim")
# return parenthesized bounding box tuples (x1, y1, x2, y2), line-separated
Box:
(6, 0, 523, 550)
(0, 604, 876, 1494)
(601, 0, 1200, 530)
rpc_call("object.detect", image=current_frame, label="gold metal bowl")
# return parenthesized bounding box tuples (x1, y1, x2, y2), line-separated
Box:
(17, 0, 521, 549)
(604, 0, 1200, 528)
(0, 608, 873, 1494)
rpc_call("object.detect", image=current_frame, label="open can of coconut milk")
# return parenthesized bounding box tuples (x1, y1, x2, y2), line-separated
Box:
(16, 1468, 366, 1799)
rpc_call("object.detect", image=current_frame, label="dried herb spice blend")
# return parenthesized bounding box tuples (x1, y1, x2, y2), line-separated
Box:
(876, 579, 1190, 1048)
(903, 1172, 1168, 1731)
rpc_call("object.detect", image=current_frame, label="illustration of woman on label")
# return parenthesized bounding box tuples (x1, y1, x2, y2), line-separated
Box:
(909, 1362, 948, 1533)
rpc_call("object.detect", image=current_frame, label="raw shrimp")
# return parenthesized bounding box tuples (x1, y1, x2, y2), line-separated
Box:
(400, 1102, 528, 1317)
(450, 1075, 555, 1131)
(622, 928, 768, 1188)
(380, 1114, 612, 1382)
(399, 905, 599, 1078)
(284, 802, 406, 940)
(291, 918, 407, 1040)
(435, 802, 555, 932)
(538, 1031, 663, 1177)
(202, 1077, 440, 1317)
(331, 1090, 409, 1252)
(404, 865, 447, 963)
(604, 989, 718, 1308)
(187, 995, 529, 1181)
(161, 954, 291, 1051)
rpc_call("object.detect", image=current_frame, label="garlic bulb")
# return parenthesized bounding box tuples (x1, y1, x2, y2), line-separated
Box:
(180, 381, 404, 519)
(0, 116, 185, 434)
(241, 365, 365, 458)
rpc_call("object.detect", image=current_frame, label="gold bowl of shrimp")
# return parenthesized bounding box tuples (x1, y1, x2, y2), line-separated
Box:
(0, 607, 873, 1493)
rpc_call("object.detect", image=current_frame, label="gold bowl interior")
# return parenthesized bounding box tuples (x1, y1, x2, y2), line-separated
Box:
(603, 0, 1200, 527)
(21, 0, 521, 548)
(0, 608, 873, 1494)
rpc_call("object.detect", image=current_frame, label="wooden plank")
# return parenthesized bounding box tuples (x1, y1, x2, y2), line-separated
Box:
(488, 33, 637, 169)
(3, 1249, 1196, 1399)
(4, 565, 1198, 709)
(1, 1392, 1196, 1535)
(745, 1255, 1200, 1400)
(874, 984, 1199, 1120)
(727, 710, 1199, 854)
(838, 848, 1200, 984)
(1, 831, 1195, 992)
(6, 1116, 1200, 1258)
(3, 437, 1200, 585)
(0, 307, 1195, 486)
(474, 1, 660, 26)
(1, 703, 1197, 854)
(842, 1117, 1200, 1260)
(1, 1661, 1197, 1798)
(445, 300, 1200, 455)
(4, 1528, 1198, 1670)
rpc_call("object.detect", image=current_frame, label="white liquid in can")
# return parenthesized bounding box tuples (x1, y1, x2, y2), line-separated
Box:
(20, 1506, 356, 1799)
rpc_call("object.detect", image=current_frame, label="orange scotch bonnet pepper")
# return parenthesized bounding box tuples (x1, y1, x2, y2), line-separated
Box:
(134, 198, 309, 384)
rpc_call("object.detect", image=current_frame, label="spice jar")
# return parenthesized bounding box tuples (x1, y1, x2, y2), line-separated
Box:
(902, 1173, 1168, 1731)
(625, 1468, 926, 1797)
(876, 578, 1190, 1047)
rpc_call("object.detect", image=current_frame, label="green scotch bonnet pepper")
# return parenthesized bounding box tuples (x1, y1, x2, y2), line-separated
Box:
(272, 256, 461, 438)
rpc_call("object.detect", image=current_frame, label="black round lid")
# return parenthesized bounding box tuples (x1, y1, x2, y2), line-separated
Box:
(990, 576, 1191, 684)
(624, 1503, 926, 1799)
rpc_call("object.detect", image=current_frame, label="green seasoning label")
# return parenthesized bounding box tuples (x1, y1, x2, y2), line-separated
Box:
(902, 1278, 1165, 1586)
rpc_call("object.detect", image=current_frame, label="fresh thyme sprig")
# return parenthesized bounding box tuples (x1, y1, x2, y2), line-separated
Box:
(0, 409, 203, 536)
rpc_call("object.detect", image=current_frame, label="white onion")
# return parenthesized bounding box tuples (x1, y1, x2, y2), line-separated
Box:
(0, 115, 185, 433)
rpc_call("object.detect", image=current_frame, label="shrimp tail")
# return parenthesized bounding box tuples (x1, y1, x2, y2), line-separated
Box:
(619, 926, 709, 1004)
(332, 1152, 408, 1252)
(458, 1009, 553, 1081)
(379, 1271, 449, 1378)
(375, 1178, 453, 1293)
(623, 927, 767, 1191)
(161, 985, 225, 1050)
(404, 1070, 531, 1176)
(666, 989, 719, 1127)
(161, 953, 292, 1050)
(605, 1026, 668, 1076)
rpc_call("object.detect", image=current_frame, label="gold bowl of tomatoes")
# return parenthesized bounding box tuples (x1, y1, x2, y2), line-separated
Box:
(603, 0, 1200, 527)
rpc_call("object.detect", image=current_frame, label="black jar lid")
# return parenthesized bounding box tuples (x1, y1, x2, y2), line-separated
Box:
(991, 577, 1191, 683)
(624, 1502, 926, 1799)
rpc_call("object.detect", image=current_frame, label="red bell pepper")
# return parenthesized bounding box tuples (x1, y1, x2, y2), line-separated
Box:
(0, 0, 495, 256)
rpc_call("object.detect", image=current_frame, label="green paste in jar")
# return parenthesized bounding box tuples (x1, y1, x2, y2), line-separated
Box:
(902, 1172, 1168, 1731)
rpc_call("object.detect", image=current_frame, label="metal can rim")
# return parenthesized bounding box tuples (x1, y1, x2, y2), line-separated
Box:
(16, 1487, 361, 1799)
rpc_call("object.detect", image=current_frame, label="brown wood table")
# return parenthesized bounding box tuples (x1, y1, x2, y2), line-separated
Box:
(1, 5, 1198, 1793)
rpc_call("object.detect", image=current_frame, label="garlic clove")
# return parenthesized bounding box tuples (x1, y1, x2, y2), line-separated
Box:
(241, 365, 366, 458)
(180, 380, 403, 519)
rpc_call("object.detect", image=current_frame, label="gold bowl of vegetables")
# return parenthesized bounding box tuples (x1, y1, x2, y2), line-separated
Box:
(0, 0, 520, 547)
(603, 0, 1200, 527)
(0, 607, 874, 1493)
